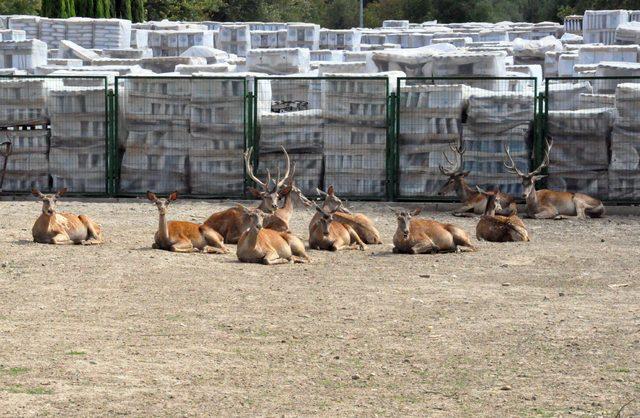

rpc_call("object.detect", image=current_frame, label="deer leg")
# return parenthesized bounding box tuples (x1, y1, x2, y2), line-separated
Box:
(345, 225, 367, 251)
(202, 228, 230, 253)
(203, 245, 227, 254)
(532, 207, 562, 220)
(50, 234, 76, 245)
(170, 241, 196, 253)
(79, 215, 103, 244)
(452, 204, 476, 217)
(410, 236, 440, 254)
(573, 198, 589, 220)
(261, 252, 290, 265)
(290, 255, 310, 264)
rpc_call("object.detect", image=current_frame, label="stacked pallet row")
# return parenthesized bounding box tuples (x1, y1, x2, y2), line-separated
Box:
(48, 86, 106, 192)
(147, 30, 214, 57)
(120, 78, 191, 193)
(189, 78, 245, 195)
(322, 77, 388, 197)
(462, 90, 534, 196)
(0, 79, 48, 191)
(258, 110, 324, 195)
(609, 83, 640, 199)
(547, 107, 614, 199)
(397, 84, 467, 197)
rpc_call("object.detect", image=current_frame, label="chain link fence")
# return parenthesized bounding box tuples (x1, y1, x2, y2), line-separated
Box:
(0, 75, 108, 195)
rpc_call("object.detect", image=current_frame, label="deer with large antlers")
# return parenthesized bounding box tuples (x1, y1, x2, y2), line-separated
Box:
(475, 186, 530, 242)
(203, 146, 291, 243)
(236, 205, 311, 265)
(147, 191, 229, 253)
(392, 208, 476, 254)
(504, 139, 605, 219)
(31, 188, 103, 245)
(309, 203, 367, 251)
(438, 142, 517, 217)
(313, 185, 383, 244)
(263, 162, 315, 232)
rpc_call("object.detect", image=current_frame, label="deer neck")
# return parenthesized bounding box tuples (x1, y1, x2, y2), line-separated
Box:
(484, 198, 497, 216)
(244, 225, 260, 248)
(526, 188, 540, 213)
(158, 212, 170, 242)
(278, 192, 293, 220)
(456, 179, 474, 202)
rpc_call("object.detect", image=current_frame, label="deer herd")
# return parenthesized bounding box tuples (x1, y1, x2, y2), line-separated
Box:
(28, 140, 605, 264)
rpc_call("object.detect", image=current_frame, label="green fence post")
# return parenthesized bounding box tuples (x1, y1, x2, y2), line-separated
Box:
(106, 87, 115, 196)
(386, 91, 397, 201)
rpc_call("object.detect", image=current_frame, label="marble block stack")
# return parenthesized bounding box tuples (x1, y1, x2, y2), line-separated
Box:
(48, 86, 106, 192)
(217, 24, 251, 57)
(609, 83, 640, 199)
(397, 84, 467, 197)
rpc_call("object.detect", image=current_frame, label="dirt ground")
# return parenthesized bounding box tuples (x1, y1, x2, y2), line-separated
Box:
(0, 197, 638, 417)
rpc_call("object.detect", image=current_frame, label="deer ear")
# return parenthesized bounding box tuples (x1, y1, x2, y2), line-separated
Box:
(146, 191, 157, 202)
(316, 188, 327, 197)
(327, 185, 335, 195)
(532, 175, 547, 182)
(410, 207, 422, 216)
(55, 188, 67, 197)
(168, 191, 178, 202)
(31, 188, 43, 198)
(248, 187, 262, 198)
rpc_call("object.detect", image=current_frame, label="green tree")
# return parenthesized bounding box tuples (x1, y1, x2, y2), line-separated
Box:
(132, 0, 144, 22)
(0, 0, 40, 15)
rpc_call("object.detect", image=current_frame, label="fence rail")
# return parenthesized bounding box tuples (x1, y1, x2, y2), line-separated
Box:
(0, 74, 638, 204)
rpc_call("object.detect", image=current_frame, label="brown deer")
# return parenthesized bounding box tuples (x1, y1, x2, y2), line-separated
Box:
(263, 163, 314, 232)
(309, 203, 367, 251)
(236, 205, 311, 265)
(314, 185, 383, 244)
(147, 191, 229, 254)
(392, 208, 476, 254)
(475, 186, 530, 242)
(438, 142, 517, 217)
(504, 140, 605, 219)
(203, 146, 291, 243)
(31, 188, 103, 245)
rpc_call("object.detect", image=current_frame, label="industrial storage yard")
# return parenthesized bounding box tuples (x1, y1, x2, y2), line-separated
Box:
(1, 7, 640, 416)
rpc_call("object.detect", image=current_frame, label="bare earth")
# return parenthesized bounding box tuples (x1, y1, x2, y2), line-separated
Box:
(0, 198, 639, 417)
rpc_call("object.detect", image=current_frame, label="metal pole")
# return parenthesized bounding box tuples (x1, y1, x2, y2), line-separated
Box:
(359, 0, 364, 28)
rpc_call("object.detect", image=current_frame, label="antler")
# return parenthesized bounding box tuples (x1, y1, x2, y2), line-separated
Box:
(530, 138, 553, 176)
(276, 146, 291, 189)
(439, 142, 464, 176)
(504, 138, 553, 178)
(244, 147, 266, 190)
(503, 143, 527, 177)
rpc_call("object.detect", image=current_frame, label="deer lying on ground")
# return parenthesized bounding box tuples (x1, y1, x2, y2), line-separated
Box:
(236, 205, 310, 265)
(392, 208, 476, 254)
(314, 185, 383, 244)
(204, 146, 291, 243)
(438, 142, 517, 217)
(309, 203, 367, 251)
(504, 139, 605, 220)
(147, 191, 229, 254)
(475, 186, 530, 242)
(263, 163, 314, 232)
(31, 188, 103, 245)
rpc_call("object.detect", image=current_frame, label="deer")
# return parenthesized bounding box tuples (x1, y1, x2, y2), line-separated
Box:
(313, 185, 383, 245)
(309, 203, 367, 251)
(504, 139, 605, 220)
(438, 142, 517, 217)
(203, 146, 291, 244)
(236, 205, 311, 265)
(31, 188, 103, 245)
(392, 208, 476, 254)
(146, 191, 229, 254)
(475, 186, 530, 242)
(263, 162, 315, 232)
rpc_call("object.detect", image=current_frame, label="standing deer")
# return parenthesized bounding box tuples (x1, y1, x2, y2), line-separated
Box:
(438, 142, 517, 217)
(392, 208, 476, 254)
(504, 140, 605, 219)
(31, 188, 103, 245)
(309, 204, 367, 251)
(475, 186, 530, 242)
(204, 146, 291, 243)
(147, 191, 229, 254)
(314, 185, 383, 244)
(236, 205, 310, 265)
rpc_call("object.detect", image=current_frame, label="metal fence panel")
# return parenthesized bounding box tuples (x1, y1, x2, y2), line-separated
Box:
(254, 76, 390, 199)
(115, 76, 247, 197)
(396, 77, 537, 200)
(545, 76, 640, 202)
(0, 75, 108, 195)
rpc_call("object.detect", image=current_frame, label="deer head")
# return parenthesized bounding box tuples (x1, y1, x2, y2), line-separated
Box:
(146, 190, 178, 215)
(245, 146, 291, 213)
(316, 185, 351, 214)
(475, 186, 503, 215)
(438, 142, 470, 196)
(32, 188, 67, 216)
(504, 139, 552, 199)
(313, 203, 334, 237)
(238, 205, 265, 231)
(392, 207, 422, 239)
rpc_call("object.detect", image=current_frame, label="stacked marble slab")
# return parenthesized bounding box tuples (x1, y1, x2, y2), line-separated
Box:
(431, 51, 507, 90)
(217, 24, 251, 57)
(564, 15, 583, 35)
(0, 39, 47, 70)
(246, 48, 310, 74)
(286, 23, 319, 50)
(0, 29, 26, 41)
(583, 9, 628, 44)
(609, 83, 640, 199)
(547, 107, 614, 198)
(319, 29, 361, 51)
(147, 29, 214, 57)
(48, 86, 106, 192)
(463, 90, 534, 195)
(397, 84, 468, 197)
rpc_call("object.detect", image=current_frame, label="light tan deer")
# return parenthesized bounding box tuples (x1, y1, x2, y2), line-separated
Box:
(31, 188, 103, 245)
(475, 186, 530, 242)
(309, 203, 367, 251)
(204, 146, 291, 243)
(147, 191, 229, 254)
(438, 142, 517, 217)
(263, 162, 314, 232)
(504, 139, 605, 220)
(392, 208, 476, 254)
(313, 185, 383, 244)
(236, 205, 311, 265)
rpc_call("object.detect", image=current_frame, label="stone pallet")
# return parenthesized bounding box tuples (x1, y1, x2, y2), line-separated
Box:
(0, 29, 25, 41)
(466, 92, 534, 130)
(217, 25, 251, 57)
(0, 39, 47, 70)
(269, 78, 319, 107)
(324, 124, 386, 152)
(122, 126, 190, 150)
(319, 29, 361, 51)
(259, 110, 324, 154)
(466, 173, 524, 196)
(258, 151, 323, 195)
(190, 149, 244, 195)
(608, 170, 640, 199)
(119, 169, 188, 194)
(3, 172, 49, 192)
(548, 81, 593, 111)
(190, 135, 244, 156)
(611, 128, 640, 171)
(398, 143, 456, 172)
(286, 24, 319, 50)
(547, 170, 608, 198)
(398, 171, 446, 197)
(247, 48, 310, 75)
(0, 79, 46, 125)
(324, 172, 386, 197)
